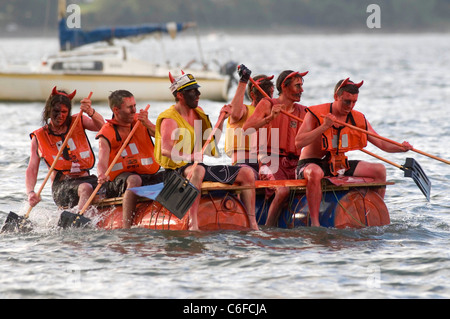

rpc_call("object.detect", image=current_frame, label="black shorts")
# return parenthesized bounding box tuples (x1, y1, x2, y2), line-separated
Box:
(165, 163, 241, 185)
(52, 174, 98, 208)
(103, 171, 165, 198)
(296, 158, 360, 179)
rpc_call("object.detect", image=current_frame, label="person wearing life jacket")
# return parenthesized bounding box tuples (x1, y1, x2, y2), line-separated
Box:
(295, 78, 413, 227)
(96, 90, 163, 228)
(155, 71, 259, 231)
(243, 70, 308, 227)
(224, 64, 274, 175)
(26, 87, 105, 210)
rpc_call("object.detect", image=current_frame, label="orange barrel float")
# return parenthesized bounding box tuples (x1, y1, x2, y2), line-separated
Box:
(93, 191, 251, 231)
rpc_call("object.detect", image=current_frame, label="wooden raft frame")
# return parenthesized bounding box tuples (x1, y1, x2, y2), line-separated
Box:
(93, 179, 394, 207)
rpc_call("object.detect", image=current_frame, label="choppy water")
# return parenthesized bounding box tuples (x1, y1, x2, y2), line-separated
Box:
(0, 33, 449, 300)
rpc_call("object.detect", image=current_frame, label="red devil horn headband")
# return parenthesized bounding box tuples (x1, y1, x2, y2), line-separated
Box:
(52, 86, 76, 100)
(336, 78, 364, 93)
(281, 70, 309, 87)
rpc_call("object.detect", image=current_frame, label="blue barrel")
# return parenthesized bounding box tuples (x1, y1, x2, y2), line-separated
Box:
(255, 187, 390, 228)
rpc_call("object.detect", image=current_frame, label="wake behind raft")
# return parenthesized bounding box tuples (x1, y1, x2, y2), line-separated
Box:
(87, 177, 392, 230)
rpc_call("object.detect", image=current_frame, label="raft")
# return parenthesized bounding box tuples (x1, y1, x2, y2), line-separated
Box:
(90, 177, 392, 231)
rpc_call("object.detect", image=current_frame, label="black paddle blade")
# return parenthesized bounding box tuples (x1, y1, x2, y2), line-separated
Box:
(58, 211, 91, 229)
(1, 212, 33, 233)
(403, 158, 431, 201)
(156, 171, 200, 219)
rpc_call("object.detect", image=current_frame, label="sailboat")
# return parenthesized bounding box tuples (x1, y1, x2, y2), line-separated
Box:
(0, 0, 235, 102)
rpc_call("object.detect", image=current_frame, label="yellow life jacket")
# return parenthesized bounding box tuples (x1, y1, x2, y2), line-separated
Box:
(154, 105, 217, 169)
(224, 104, 256, 157)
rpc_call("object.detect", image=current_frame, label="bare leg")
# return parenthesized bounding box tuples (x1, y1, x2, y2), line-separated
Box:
(264, 186, 289, 227)
(77, 182, 94, 211)
(353, 161, 387, 198)
(234, 167, 258, 230)
(303, 164, 324, 227)
(122, 174, 142, 229)
(183, 165, 205, 231)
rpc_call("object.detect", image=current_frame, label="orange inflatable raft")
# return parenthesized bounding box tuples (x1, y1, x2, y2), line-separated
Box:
(90, 177, 391, 231)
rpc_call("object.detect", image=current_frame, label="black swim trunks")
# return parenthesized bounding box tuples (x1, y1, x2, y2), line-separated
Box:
(165, 163, 241, 185)
(52, 174, 98, 208)
(103, 171, 166, 198)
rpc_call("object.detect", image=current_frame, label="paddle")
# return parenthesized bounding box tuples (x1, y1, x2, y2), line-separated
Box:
(331, 118, 450, 165)
(361, 149, 431, 201)
(248, 74, 432, 199)
(130, 111, 227, 219)
(58, 104, 150, 228)
(1, 92, 93, 233)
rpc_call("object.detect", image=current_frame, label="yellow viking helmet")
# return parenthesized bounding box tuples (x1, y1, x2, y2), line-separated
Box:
(169, 71, 201, 93)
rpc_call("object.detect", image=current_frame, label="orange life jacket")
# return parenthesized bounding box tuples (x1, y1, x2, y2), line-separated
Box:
(307, 103, 368, 175)
(260, 98, 307, 158)
(96, 117, 160, 180)
(30, 114, 95, 176)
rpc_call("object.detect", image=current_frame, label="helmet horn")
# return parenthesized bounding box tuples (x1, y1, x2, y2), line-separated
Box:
(169, 72, 175, 83)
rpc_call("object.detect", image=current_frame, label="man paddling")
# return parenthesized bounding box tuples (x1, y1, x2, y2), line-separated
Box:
(295, 78, 413, 227)
(154, 72, 259, 231)
(243, 70, 308, 227)
(224, 64, 274, 175)
(96, 90, 164, 228)
(26, 87, 104, 210)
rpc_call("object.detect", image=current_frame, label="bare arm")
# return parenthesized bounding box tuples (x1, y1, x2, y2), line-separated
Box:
(97, 137, 111, 184)
(80, 97, 105, 131)
(229, 81, 247, 124)
(137, 107, 156, 137)
(295, 112, 334, 149)
(25, 137, 42, 207)
(242, 99, 277, 131)
(160, 118, 195, 163)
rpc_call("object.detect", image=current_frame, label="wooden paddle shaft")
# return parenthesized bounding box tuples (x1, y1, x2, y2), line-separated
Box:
(187, 111, 227, 180)
(331, 117, 450, 165)
(78, 104, 151, 216)
(360, 149, 402, 169)
(24, 92, 93, 218)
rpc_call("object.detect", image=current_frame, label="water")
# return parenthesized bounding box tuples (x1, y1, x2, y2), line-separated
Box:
(0, 33, 449, 300)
